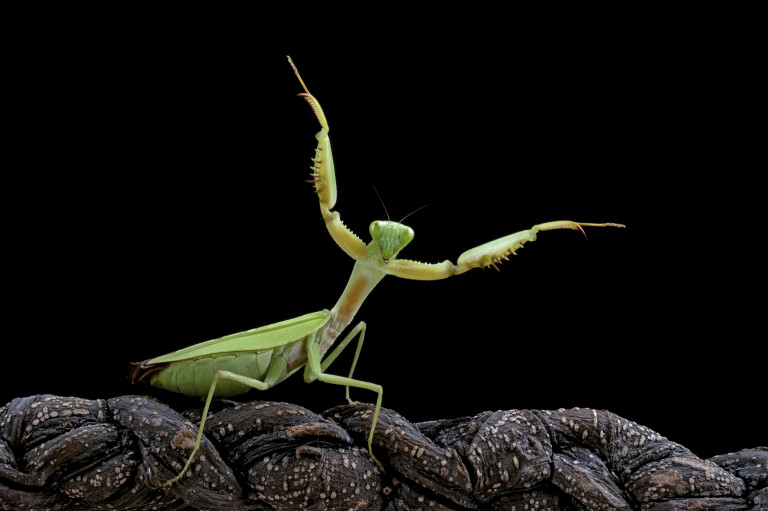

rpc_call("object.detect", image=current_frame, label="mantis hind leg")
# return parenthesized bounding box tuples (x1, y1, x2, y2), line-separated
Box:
(305, 326, 385, 472)
(165, 371, 271, 486)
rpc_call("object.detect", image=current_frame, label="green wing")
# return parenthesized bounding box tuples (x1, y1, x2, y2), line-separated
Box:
(146, 310, 331, 364)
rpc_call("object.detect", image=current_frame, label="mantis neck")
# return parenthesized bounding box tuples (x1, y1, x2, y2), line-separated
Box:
(320, 257, 387, 353)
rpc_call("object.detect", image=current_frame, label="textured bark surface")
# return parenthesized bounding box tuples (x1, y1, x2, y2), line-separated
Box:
(1, 395, 765, 510)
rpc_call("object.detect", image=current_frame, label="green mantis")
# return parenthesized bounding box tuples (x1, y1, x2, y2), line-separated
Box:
(129, 56, 625, 485)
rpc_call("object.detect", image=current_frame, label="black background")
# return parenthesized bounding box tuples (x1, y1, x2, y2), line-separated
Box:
(3, 11, 763, 464)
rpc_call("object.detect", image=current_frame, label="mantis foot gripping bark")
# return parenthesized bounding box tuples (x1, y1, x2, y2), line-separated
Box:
(129, 56, 625, 484)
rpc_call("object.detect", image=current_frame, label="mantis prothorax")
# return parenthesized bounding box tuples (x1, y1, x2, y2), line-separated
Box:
(129, 56, 625, 485)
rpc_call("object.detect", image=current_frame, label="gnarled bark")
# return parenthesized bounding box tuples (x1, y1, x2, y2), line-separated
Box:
(1, 395, 765, 510)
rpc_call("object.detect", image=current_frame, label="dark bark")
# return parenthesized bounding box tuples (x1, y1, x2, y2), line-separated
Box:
(1, 395, 765, 510)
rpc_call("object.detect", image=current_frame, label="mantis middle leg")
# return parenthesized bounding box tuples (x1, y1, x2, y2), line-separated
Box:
(305, 324, 384, 471)
(319, 321, 368, 404)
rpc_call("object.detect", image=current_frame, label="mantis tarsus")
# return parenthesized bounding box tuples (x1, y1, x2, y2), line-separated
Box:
(129, 56, 625, 485)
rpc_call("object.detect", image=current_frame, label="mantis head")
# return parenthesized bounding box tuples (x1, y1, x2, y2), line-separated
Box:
(369, 220, 414, 263)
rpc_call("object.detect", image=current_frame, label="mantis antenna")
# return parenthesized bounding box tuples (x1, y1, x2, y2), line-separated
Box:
(372, 186, 391, 221)
(373, 185, 430, 224)
(399, 203, 430, 224)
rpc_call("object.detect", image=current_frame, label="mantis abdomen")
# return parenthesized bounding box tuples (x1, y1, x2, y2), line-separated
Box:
(135, 341, 311, 398)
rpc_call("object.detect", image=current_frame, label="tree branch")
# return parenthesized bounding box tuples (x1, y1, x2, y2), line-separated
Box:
(1, 395, 765, 510)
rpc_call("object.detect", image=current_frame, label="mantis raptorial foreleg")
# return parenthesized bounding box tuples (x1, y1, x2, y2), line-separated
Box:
(287, 56, 369, 261)
(385, 220, 625, 279)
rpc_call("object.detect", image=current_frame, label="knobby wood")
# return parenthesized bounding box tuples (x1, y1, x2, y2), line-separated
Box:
(0, 395, 765, 510)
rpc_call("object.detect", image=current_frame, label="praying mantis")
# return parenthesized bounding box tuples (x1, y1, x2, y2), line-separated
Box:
(129, 56, 625, 485)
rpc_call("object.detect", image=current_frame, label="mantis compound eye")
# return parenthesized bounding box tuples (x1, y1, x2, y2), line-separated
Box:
(400, 227, 415, 246)
(369, 221, 382, 240)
